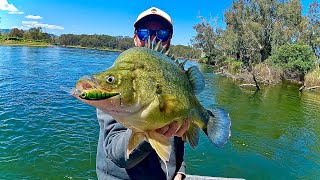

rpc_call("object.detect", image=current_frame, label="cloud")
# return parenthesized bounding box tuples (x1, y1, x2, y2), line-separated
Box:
(9, 11, 24, 14)
(0, 0, 24, 14)
(25, 15, 42, 19)
(21, 20, 64, 30)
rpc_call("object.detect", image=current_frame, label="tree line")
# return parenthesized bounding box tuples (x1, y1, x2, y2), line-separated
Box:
(4, 27, 53, 42)
(1, 27, 201, 59)
(192, 0, 319, 82)
(58, 34, 132, 50)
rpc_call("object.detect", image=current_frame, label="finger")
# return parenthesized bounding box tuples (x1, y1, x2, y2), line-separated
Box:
(155, 125, 169, 135)
(181, 134, 186, 141)
(163, 121, 178, 138)
(175, 120, 190, 137)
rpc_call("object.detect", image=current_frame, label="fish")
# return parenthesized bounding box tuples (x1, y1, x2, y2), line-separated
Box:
(74, 41, 231, 165)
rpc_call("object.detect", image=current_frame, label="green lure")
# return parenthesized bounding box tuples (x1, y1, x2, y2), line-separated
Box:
(79, 89, 119, 100)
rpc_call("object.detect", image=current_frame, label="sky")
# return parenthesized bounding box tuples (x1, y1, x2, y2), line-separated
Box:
(0, 0, 317, 45)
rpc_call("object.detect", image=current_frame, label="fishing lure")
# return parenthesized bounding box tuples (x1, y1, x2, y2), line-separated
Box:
(79, 89, 120, 100)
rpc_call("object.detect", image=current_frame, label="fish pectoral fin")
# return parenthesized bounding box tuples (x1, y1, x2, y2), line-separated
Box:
(127, 132, 145, 158)
(206, 107, 231, 148)
(186, 122, 200, 149)
(186, 66, 205, 94)
(159, 94, 182, 115)
(146, 130, 171, 162)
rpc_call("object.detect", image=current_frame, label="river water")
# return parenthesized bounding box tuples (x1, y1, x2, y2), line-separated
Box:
(0, 46, 319, 179)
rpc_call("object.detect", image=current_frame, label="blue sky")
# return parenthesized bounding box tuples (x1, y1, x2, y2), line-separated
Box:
(0, 0, 316, 45)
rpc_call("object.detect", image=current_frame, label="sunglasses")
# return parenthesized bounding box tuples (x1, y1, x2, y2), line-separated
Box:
(136, 29, 171, 42)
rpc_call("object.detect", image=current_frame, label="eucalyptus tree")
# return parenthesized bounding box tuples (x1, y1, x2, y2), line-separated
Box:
(9, 28, 24, 38)
(192, 15, 223, 65)
(224, 0, 287, 63)
(305, 0, 320, 61)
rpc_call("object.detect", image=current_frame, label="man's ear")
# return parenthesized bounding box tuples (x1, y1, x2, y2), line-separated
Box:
(133, 34, 139, 47)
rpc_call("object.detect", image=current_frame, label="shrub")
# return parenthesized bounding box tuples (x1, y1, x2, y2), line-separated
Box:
(198, 57, 208, 64)
(225, 58, 243, 73)
(270, 43, 316, 75)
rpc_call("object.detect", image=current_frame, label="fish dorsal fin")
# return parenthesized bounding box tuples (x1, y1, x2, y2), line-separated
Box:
(186, 66, 205, 94)
(154, 40, 162, 51)
(160, 44, 167, 54)
(151, 36, 156, 49)
(164, 48, 171, 56)
(144, 37, 175, 61)
(127, 131, 145, 158)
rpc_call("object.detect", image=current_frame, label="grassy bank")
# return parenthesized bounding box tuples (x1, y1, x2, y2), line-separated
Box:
(216, 62, 320, 93)
(304, 68, 320, 87)
(0, 40, 123, 52)
(0, 39, 51, 47)
(217, 62, 284, 85)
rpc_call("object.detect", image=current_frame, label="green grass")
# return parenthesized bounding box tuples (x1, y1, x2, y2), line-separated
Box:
(0, 40, 122, 52)
(0, 39, 51, 47)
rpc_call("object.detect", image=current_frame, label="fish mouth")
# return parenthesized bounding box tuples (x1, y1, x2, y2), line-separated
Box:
(75, 76, 120, 100)
(74, 76, 142, 116)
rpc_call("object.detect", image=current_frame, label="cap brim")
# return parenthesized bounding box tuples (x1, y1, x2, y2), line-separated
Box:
(134, 14, 173, 29)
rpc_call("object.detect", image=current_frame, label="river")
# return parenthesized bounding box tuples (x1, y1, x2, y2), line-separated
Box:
(0, 46, 319, 179)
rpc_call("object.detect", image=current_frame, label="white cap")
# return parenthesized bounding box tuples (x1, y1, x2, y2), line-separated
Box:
(134, 7, 173, 29)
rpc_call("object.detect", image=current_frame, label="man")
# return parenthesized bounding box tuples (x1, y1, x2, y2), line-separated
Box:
(96, 7, 188, 180)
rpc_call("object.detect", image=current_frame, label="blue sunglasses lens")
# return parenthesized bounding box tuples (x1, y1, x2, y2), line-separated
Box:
(156, 30, 170, 41)
(137, 29, 170, 41)
(137, 29, 150, 41)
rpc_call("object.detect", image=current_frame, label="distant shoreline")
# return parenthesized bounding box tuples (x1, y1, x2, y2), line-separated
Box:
(0, 40, 52, 47)
(63, 45, 123, 52)
(0, 41, 123, 52)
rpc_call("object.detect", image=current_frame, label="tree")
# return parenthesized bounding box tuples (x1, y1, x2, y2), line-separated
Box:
(305, 0, 320, 61)
(27, 27, 43, 40)
(170, 44, 202, 59)
(192, 15, 223, 65)
(9, 28, 24, 38)
(193, 0, 310, 66)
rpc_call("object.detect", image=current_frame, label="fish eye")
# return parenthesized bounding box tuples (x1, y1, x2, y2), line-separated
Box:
(106, 76, 115, 83)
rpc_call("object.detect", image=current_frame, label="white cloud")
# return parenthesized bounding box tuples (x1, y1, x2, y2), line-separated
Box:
(22, 20, 64, 30)
(0, 0, 24, 14)
(25, 15, 42, 19)
(0, 0, 17, 11)
(8, 11, 24, 14)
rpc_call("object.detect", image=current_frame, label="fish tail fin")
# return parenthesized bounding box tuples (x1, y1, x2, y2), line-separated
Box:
(205, 107, 231, 148)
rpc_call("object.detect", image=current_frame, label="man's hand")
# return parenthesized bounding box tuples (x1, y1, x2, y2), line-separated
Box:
(155, 120, 190, 141)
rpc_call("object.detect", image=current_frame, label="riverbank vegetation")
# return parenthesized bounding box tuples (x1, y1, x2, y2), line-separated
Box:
(0, 27, 201, 59)
(192, 0, 319, 89)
